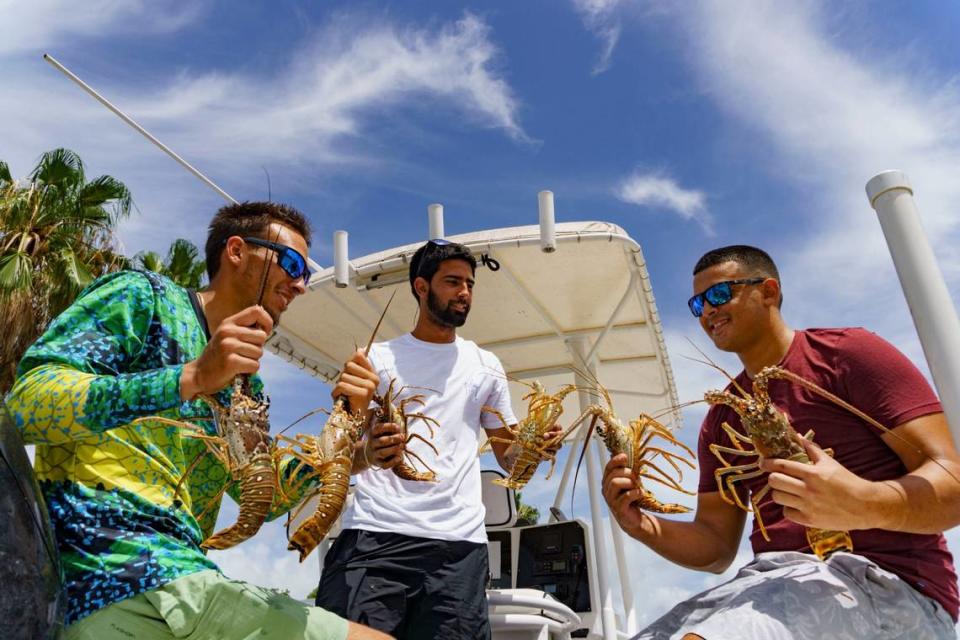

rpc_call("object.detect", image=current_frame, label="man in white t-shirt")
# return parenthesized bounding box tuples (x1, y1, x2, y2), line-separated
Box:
(316, 239, 560, 639)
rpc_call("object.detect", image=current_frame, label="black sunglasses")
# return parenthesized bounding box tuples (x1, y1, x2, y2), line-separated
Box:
(242, 237, 311, 285)
(687, 278, 765, 317)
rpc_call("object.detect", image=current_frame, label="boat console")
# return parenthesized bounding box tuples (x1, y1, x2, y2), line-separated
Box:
(483, 470, 597, 639)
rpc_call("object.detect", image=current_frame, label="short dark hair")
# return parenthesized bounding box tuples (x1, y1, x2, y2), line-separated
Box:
(693, 245, 783, 307)
(408, 241, 477, 302)
(205, 201, 312, 279)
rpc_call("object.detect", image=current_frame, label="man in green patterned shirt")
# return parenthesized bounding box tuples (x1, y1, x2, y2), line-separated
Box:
(7, 202, 388, 640)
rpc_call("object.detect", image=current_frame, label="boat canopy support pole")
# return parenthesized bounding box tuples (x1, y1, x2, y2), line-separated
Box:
(549, 433, 581, 523)
(568, 336, 618, 640)
(596, 444, 638, 634)
(866, 170, 960, 448)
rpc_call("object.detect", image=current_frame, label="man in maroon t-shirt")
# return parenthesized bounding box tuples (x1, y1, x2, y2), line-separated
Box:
(603, 245, 960, 639)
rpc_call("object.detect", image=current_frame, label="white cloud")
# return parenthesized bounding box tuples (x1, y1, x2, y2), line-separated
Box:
(0, 9, 526, 257)
(0, 0, 200, 56)
(617, 171, 713, 235)
(674, 1, 960, 334)
(572, 0, 624, 74)
(117, 12, 528, 168)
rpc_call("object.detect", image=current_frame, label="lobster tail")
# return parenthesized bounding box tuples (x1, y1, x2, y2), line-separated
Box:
(201, 452, 275, 550)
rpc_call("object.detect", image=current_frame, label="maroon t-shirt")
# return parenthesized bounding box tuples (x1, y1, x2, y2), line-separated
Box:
(697, 328, 958, 619)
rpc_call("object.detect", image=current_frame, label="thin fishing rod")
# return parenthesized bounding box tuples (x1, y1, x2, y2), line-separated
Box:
(43, 53, 238, 205)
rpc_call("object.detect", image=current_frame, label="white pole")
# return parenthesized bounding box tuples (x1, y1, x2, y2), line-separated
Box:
(568, 336, 618, 640)
(549, 440, 580, 522)
(597, 444, 638, 634)
(538, 190, 557, 253)
(866, 170, 960, 447)
(428, 204, 445, 239)
(45, 53, 325, 273)
(333, 230, 349, 288)
(43, 54, 238, 205)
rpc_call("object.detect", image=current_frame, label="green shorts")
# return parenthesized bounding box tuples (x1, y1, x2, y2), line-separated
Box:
(65, 570, 349, 640)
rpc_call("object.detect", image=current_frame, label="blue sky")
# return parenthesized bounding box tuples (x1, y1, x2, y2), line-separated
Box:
(5, 0, 960, 630)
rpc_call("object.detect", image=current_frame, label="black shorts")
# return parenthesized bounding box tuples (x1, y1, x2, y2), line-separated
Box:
(315, 529, 491, 640)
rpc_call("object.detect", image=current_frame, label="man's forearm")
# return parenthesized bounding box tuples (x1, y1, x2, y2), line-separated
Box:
(624, 514, 742, 574)
(864, 460, 960, 534)
(351, 439, 371, 473)
(8, 364, 183, 443)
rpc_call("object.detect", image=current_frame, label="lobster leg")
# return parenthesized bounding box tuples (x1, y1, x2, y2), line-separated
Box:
(406, 432, 440, 455)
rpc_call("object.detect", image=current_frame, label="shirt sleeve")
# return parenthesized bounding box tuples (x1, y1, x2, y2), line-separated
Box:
(6, 271, 184, 444)
(481, 355, 518, 430)
(836, 328, 942, 428)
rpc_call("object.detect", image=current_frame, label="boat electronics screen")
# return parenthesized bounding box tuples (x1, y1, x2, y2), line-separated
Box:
(516, 522, 591, 612)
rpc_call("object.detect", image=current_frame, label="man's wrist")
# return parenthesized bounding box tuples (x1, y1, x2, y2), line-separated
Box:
(180, 362, 200, 401)
(862, 479, 906, 531)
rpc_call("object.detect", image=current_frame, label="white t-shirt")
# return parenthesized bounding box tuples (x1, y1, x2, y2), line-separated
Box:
(339, 332, 518, 544)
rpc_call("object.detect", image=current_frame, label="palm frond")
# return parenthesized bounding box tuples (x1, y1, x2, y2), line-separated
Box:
(31, 148, 85, 189)
(135, 250, 165, 274)
(79, 175, 133, 221)
(59, 247, 95, 288)
(0, 251, 33, 292)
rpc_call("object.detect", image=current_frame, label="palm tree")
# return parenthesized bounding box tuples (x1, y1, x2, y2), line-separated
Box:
(134, 238, 206, 289)
(515, 491, 540, 526)
(0, 148, 132, 394)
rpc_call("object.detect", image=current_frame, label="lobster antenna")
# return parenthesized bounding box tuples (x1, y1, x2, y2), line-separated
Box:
(262, 166, 272, 201)
(254, 225, 283, 308)
(682, 337, 750, 397)
(43, 54, 238, 205)
(365, 289, 398, 356)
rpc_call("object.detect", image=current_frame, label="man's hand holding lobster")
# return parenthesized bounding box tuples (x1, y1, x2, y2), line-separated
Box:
(180, 305, 274, 401)
(602, 454, 651, 537)
(363, 421, 405, 470)
(761, 435, 876, 532)
(334, 348, 379, 416)
(501, 422, 564, 470)
(334, 348, 405, 473)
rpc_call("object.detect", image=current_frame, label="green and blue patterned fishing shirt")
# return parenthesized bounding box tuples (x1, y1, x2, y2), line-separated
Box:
(6, 270, 312, 625)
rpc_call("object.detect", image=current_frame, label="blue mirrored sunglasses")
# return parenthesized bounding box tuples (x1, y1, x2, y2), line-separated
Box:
(242, 237, 311, 284)
(687, 278, 765, 317)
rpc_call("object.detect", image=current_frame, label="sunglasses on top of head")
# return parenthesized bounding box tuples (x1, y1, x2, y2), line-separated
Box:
(687, 278, 765, 318)
(242, 236, 311, 285)
(414, 238, 454, 278)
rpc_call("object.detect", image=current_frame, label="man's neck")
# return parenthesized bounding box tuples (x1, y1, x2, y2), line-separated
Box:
(411, 316, 457, 344)
(739, 323, 795, 378)
(197, 282, 245, 336)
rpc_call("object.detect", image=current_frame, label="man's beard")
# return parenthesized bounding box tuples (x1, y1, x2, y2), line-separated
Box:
(426, 288, 469, 328)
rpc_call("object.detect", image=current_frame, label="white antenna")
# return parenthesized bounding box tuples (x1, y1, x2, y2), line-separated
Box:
(43, 53, 238, 205)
